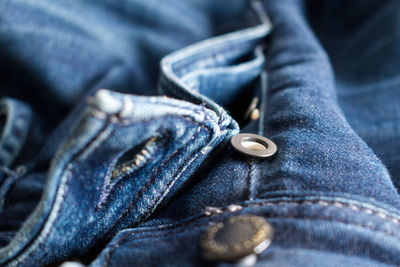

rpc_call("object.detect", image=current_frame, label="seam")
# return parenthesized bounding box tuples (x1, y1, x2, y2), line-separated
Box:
(102, 127, 189, 217)
(16, 170, 72, 267)
(8, 124, 111, 267)
(101, 199, 400, 265)
(162, 23, 269, 75)
(90, 97, 216, 127)
(132, 199, 400, 235)
(8, 97, 221, 266)
(169, 39, 253, 70)
(171, 42, 256, 77)
(246, 158, 254, 201)
(159, 76, 226, 121)
(101, 127, 212, 267)
(90, 98, 225, 224)
(15, 109, 216, 266)
(96, 132, 169, 210)
(4, 96, 219, 265)
(204, 200, 400, 226)
(17, 124, 112, 266)
(103, 124, 210, 239)
(135, 124, 216, 225)
(115, 215, 400, 243)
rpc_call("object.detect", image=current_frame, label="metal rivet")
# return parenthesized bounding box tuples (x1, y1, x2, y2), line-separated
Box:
(242, 97, 259, 124)
(250, 108, 260, 120)
(91, 89, 122, 114)
(201, 215, 273, 263)
(231, 133, 277, 158)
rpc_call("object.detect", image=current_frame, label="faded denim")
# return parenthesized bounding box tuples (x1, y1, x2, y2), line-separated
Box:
(1, 0, 400, 266)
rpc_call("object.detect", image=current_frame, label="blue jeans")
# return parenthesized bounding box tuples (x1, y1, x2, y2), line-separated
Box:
(1, 0, 400, 266)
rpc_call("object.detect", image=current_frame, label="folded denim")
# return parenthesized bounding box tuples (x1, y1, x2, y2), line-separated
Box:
(0, 0, 400, 266)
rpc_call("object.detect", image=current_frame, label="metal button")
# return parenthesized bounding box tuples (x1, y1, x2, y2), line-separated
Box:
(250, 108, 260, 120)
(231, 133, 277, 158)
(201, 215, 273, 263)
(242, 97, 259, 124)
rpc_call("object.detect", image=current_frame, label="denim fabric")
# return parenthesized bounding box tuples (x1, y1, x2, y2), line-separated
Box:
(1, 0, 400, 266)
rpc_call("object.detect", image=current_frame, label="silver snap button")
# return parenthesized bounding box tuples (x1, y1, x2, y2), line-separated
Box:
(231, 133, 277, 158)
(201, 215, 273, 263)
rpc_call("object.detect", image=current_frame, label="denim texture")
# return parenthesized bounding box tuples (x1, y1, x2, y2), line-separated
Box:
(1, 0, 400, 266)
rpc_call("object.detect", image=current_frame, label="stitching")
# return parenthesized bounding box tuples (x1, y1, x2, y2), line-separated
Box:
(159, 76, 227, 122)
(15, 168, 72, 267)
(246, 158, 254, 200)
(171, 42, 256, 77)
(96, 134, 168, 210)
(11, 124, 111, 267)
(118, 214, 400, 243)
(169, 39, 254, 71)
(90, 92, 226, 141)
(162, 22, 268, 73)
(161, 23, 268, 68)
(17, 124, 112, 266)
(102, 199, 400, 265)
(159, 70, 238, 132)
(98, 128, 182, 217)
(202, 200, 400, 227)
(5, 94, 222, 265)
(91, 97, 214, 127)
(133, 200, 400, 234)
(8, 95, 224, 265)
(90, 96, 225, 237)
(135, 124, 216, 225)
(103, 125, 210, 239)
(101, 128, 212, 267)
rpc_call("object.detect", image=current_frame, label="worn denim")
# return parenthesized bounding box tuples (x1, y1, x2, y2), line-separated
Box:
(0, 0, 400, 266)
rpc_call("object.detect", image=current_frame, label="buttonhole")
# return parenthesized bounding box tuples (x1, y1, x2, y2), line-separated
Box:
(110, 136, 162, 182)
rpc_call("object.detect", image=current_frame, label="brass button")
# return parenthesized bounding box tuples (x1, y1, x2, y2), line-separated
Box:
(231, 133, 277, 158)
(201, 215, 273, 263)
